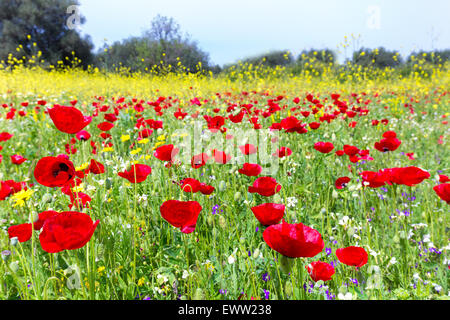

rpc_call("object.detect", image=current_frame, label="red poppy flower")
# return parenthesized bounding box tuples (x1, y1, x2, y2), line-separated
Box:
(48, 105, 89, 134)
(0, 181, 12, 200)
(139, 128, 153, 139)
(314, 142, 334, 154)
(191, 153, 209, 169)
(309, 122, 321, 130)
(281, 116, 305, 133)
(8, 223, 32, 242)
(207, 116, 226, 131)
(10, 155, 27, 165)
(160, 200, 202, 234)
(228, 111, 244, 123)
(76, 130, 91, 141)
(248, 177, 282, 196)
(180, 178, 201, 193)
(0, 132, 13, 142)
(69, 192, 92, 210)
(238, 163, 262, 177)
(439, 175, 449, 183)
(199, 183, 215, 195)
(388, 166, 430, 186)
(251, 203, 285, 226)
(104, 113, 118, 122)
(433, 183, 450, 203)
(97, 122, 114, 131)
(374, 131, 401, 152)
(343, 145, 359, 157)
(306, 261, 335, 282)
(273, 147, 292, 158)
(335, 177, 351, 189)
(34, 155, 76, 188)
(88, 159, 105, 175)
(239, 144, 258, 155)
(39, 211, 99, 253)
(212, 150, 232, 164)
(263, 220, 324, 258)
(33, 210, 59, 230)
(118, 164, 152, 183)
(360, 170, 388, 188)
(154, 144, 179, 162)
(336, 246, 368, 268)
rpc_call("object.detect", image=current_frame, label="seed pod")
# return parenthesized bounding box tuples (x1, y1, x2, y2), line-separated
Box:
(252, 248, 260, 259)
(218, 215, 226, 228)
(10, 237, 18, 247)
(206, 215, 214, 226)
(30, 212, 39, 224)
(42, 193, 52, 203)
(9, 261, 19, 273)
(1, 250, 11, 262)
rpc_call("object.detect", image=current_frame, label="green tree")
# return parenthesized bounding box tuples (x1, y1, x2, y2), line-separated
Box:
(297, 49, 336, 65)
(240, 50, 294, 67)
(352, 47, 402, 69)
(0, 0, 93, 68)
(96, 15, 212, 74)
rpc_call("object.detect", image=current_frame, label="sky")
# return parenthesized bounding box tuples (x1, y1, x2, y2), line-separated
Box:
(76, 0, 450, 66)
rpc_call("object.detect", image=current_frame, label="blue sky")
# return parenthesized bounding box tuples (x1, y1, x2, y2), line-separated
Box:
(77, 0, 450, 66)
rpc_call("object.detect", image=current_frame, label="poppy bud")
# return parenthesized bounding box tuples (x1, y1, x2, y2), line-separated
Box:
(252, 248, 260, 259)
(206, 215, 214, 226)
(218, 181, 227, 192)
(332, 189, 339, 198)
(218, 215, 226, 228)
(1, 250, 11, 262)
(234, 191, 242, 201)
(10, 237, 18, 247)
(42, 193, 53, 203)
(29, 212, 39, 225)
(9, 261, 19, 273)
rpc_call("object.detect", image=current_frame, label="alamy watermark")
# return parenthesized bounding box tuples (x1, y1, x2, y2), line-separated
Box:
(367, 5, 381, 30)
(66, 5, 81, 30)
(168, 123, 281, 176)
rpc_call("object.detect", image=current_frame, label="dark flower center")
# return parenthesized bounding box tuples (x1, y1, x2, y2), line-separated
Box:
(59, 163, 69, 171)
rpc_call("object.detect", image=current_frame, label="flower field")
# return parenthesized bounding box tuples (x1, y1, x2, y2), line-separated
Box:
(0, 63, 449, 300)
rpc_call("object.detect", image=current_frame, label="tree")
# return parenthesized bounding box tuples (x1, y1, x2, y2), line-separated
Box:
(97, 15, 211, 74)
(351, 47, 402, 69)
(241, 50, 294, 67)
(0, 0, 93, 68)
(297, 49, 336, 65)
(407, 50, 450, 65)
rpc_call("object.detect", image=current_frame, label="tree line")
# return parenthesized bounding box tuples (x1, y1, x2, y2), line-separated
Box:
(1, 0, 448, 74)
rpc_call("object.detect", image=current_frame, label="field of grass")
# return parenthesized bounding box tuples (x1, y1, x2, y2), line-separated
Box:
(0, 63, 448, 300)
